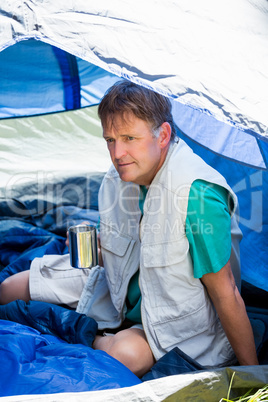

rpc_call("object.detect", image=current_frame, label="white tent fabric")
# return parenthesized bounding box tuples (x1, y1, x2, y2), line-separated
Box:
(0, 0, 267, 168)
(0, 106, 111, 186)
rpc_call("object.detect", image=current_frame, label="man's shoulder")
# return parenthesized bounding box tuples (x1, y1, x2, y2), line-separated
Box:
(164, 139, 229, 189)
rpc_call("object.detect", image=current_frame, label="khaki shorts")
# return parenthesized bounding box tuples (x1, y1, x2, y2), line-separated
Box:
(29, 254, 91, 309)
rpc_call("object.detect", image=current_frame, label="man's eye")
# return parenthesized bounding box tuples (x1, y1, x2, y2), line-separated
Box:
(127, 136, 135, 141)
(106, 138, 114, 143)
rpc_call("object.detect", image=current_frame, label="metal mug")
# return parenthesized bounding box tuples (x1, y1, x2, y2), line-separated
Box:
(69, 224, 98, 269)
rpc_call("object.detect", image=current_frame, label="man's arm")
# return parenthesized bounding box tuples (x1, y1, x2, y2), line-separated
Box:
(201, 261, 259, 366)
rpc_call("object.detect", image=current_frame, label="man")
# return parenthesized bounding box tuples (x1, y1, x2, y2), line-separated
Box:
(0, 81, 258, 377)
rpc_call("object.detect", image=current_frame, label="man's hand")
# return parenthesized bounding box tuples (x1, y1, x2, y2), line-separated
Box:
(201, 261, 259, 366)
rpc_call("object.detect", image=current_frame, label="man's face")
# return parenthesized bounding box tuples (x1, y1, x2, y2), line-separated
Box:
(103, 113, 169, 186)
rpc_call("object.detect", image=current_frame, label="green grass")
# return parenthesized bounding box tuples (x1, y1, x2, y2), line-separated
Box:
(220, 372, 268, 402)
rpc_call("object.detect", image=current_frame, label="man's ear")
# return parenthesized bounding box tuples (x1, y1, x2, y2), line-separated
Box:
(158, 122, 171, 148)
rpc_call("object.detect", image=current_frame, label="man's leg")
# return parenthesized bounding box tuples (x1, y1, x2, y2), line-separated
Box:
(93, 327, 155, 377)
(0, 270, 30, 304)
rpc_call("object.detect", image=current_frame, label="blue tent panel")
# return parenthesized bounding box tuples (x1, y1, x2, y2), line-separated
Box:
(0, 40, 65, 116)
(172, 100, 267, 170)
(0, 40, 119, 118)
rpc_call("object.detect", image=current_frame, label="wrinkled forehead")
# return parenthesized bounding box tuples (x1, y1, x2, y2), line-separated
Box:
(101, 111, 153, 132)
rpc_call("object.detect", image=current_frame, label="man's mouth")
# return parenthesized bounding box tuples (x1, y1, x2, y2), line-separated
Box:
(117, 162, 134, 167)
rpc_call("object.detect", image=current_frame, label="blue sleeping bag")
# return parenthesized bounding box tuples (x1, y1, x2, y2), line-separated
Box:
(0, 319, 141, 397)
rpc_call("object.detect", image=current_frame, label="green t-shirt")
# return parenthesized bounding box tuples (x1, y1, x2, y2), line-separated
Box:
(186, 179, 232, 277)
(125, 179, 232, 323)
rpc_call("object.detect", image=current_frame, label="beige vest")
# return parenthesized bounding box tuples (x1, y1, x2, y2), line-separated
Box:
(78, 139, 242, 367)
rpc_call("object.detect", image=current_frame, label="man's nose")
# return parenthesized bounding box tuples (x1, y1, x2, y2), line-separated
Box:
(114, 141, 127, 160)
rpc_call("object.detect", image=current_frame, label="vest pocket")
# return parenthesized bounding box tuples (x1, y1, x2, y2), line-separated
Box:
(142, 236, 189, 268)
(151, 294, 215, 347)
(100, 222, 138, 293)
(141, 237, 205, 317)
(101, 227, 132, 256)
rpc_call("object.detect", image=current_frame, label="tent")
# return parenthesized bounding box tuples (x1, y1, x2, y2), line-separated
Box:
(0, 0, 267, 399)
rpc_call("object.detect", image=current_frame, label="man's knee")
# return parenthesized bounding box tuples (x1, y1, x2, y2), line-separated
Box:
(94, 329, 155, 377)
(0, 271, 30, 305)
(0, 277, 12, 304)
